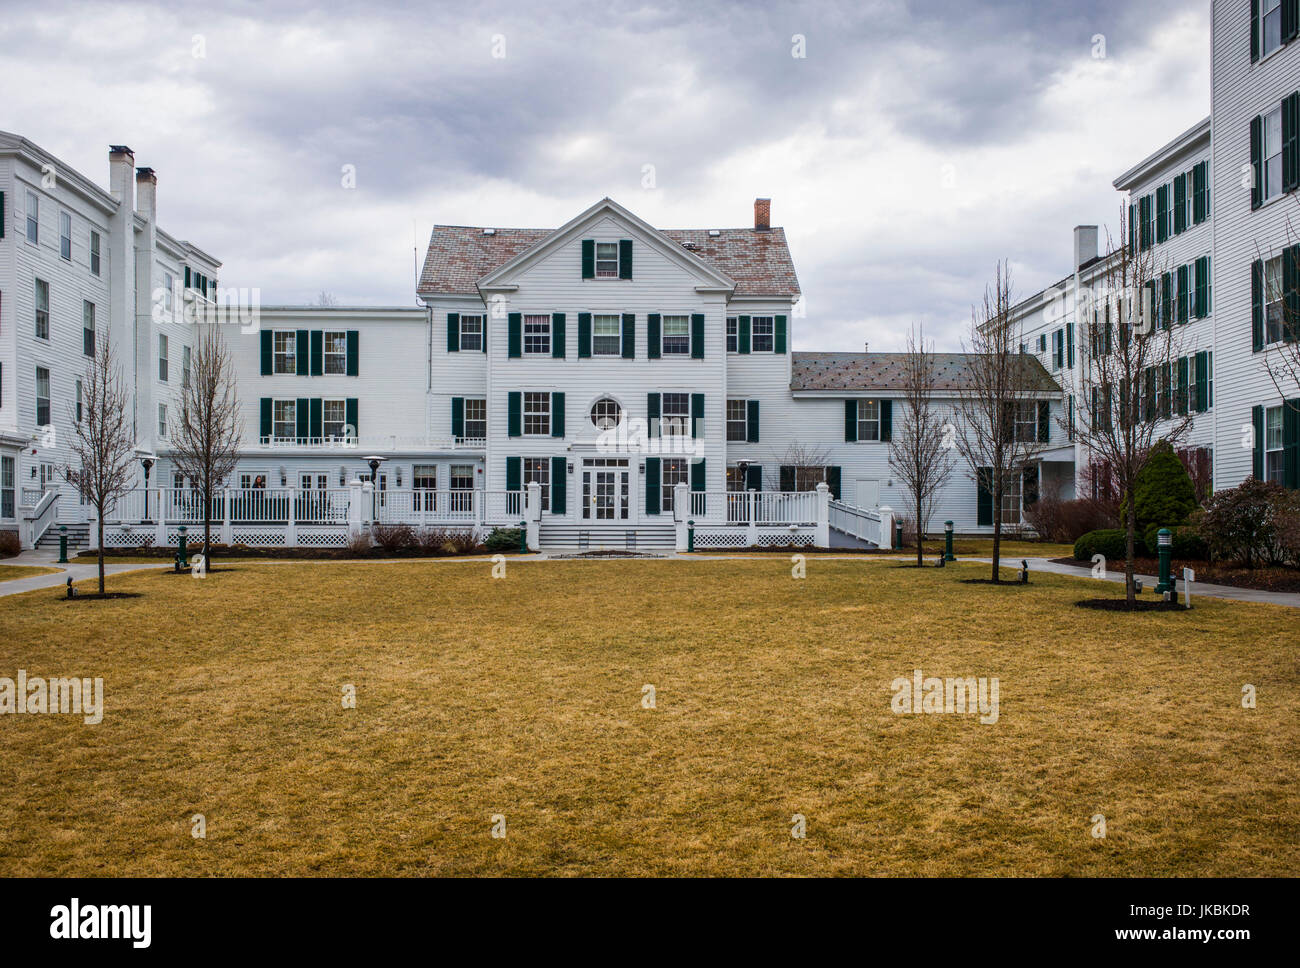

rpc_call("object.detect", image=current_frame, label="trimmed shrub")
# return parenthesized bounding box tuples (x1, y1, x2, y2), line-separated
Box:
(1194, 478, 1297, 568)
(346, 531, 373, 558)
(0, 530, 21, 558)
(484, 527, 523, 552)
(1073, 528, 1148, 562)
(372, 523, 416, 552)
(1169, 526, 1209, 561)
(1025, 497, 1119, 543)
(1130, 441, 1198, 539)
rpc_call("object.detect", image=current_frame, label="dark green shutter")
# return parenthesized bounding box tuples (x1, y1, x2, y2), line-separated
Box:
(551, 456, 567, 514)
(184, 266, 191, 289)
(1284, 92, 1300, 194)
(1193, 162, 1207, 224)
(645, 457, 661, 514)
(578, 313, 592, 358)
(260, 330, 273, 375)
(647, 393, 660, 436)
(552, 313, 566, 359)
(346, 331, 359, 376)
(618, 239, 632, 280)
(738, 315, 751, 354)
(1251, 115, 1264, 210)
(1284, 399, 1300, 489)
(310, 330, 323, 375)
(826, 466, 842, 501)
(1286, 0, 1299, 43)
(779, 466, 795, 492)
(880, 400, 892, 442)
(551, 392, 565, 438)
(1194, 351, 1209, 413)
(0, 191, 5, 239)
(1252, 259, 1265, 352)
(690, 458, 705, 493)
(447, 313, 460, 352)
(295, 331, 308, 375)
(295, 397, 309, 441)
(774, 315, 787, 354)
(259, 398, 272, 439)
(1128, 203, 1137, 250)
(621, 314, 635, 359)
(1037, 400, 1050, 443)
(451, 397, 464, 439)
(977, 467, 993, 527)
(507, 313, 522, 358)
(1177, 265, 1190, 325)
(745, 463, 762, 491)
(690, 393, 705, 438)
(506, 456, 521, 492)
(1160, 273, 1173, 330)
(1286, 245, 1300, 342)
(1140, 195, 1152, 249)
(345, 398, 358, 439)
(581, 239, 595, 279)
(1156, 184, 1169, 244)
(310, 398, 323, 439)
(1066, 321, 1075, 367)
(691, 313, 705, 359)
(1173, 174, 1186, 234)
(844, 399, 858, 442)
(507, 392, 521, 437)
(647, 314, 661, 359)
(1177, 357, 1190, 415)
(746, 399, 760, 443)
(1253, 406, 1265, 479)
(1194, 258, 1207, 318)
(1252, 0, 1261, 61)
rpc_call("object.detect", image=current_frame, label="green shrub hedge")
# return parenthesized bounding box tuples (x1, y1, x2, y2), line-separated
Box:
(484, 527, 524, 552)
(1073, 529, 1147, 562)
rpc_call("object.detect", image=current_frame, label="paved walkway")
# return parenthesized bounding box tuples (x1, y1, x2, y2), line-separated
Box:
(0, 549, 170, 598)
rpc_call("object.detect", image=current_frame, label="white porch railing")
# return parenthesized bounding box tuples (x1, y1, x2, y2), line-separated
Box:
(22, 489, 59, 547)
(829, 500, 895, 549)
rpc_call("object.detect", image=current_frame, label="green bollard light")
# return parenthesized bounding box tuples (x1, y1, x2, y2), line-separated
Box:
(57, 525, 69, 564)
(688, 519, 695, 553)
(944, 520, 956, 561)
(518, 521, 527, 554)
(176, 525, 189, 571)
(1155, 527, 1173, 595)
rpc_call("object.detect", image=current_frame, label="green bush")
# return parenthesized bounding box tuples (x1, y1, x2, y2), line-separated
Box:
(1073, 528, 1148, 562)
(484, 527, 523, 552)
(1129, 441, 1198, 540)
(1169, 526, 1209, 561)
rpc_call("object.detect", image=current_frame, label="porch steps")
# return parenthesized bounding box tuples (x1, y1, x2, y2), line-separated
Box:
(538, 522, 676, 553)
(35, 522, 90, 551)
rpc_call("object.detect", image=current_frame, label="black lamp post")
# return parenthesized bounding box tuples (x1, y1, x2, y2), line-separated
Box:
(141, 457, 155, 523)
(364, 456, 386, 521)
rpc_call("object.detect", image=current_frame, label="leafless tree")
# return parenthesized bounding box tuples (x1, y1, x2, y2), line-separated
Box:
(1259, 196, 1300, 441)
(64, 339, 136, 595)
(316, 291, 339, 307)
(1072, 213, 1193, 605)
(169, 324, 243, 560)
(888, 324, 955, 565)
(955, 261, 1052, 582)
(776, 442, 834, 491)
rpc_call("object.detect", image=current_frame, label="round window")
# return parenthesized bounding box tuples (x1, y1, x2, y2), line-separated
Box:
(591, 398, 623, 430)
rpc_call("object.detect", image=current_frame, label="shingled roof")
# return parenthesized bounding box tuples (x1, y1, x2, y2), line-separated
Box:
(791, 352, 1062, 394)
(418, 224, 800, 297)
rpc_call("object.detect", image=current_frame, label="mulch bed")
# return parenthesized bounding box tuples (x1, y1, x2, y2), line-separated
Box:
(1050, 557, 1300, 594)
(959, 578, 1030, 586)
(59, 592, 142, 602)
(1075, 598, 1186, 612)
(75, 546, 511, 562)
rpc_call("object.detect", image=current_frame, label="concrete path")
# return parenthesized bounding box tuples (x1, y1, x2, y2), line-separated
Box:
(0, 549, 170, 598)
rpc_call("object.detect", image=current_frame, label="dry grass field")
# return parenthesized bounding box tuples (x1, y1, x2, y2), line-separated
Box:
(0, 565, 59, 583)
(0, 558, 1296, 877)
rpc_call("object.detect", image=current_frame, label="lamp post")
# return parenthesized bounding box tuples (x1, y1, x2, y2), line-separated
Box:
(363, 456, 386, 522)
(944, 520, 956, 561)
(141, 456, 155, 523)
(1155, 528, 1173, 596)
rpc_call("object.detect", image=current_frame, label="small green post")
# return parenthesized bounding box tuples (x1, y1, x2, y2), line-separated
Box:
(518, 520, 527, 554)
(57, 525, 68, 564)
(688, 519, 695, 553)
(894, 520, 903, 551)
(176, 525, 189, 571)
(944, 520, 956, 561)
(1155, 527, 1173, 595)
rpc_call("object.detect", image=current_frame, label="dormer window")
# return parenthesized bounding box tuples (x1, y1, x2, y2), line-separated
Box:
(595, 242, 619, 278)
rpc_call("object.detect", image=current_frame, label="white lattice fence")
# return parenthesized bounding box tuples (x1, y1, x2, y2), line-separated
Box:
(758, 529, 815, 547)
(229, 528, 286, 547)
(296, 528, 349, 548)
(692, 529, 749, 549)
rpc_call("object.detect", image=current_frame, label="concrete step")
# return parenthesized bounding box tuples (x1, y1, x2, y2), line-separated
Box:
(539, 524, 676, 552)
(36, 524, 90, 549)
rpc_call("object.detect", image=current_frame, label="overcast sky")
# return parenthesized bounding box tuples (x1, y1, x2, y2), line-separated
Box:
(0, 0, 1209, 351)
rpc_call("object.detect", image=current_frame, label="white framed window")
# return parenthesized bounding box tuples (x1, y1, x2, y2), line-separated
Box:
(1, 456, 15, 520)
(661, 392, 690, 436)
(464, 398, 487, 440)
(450, 464, 474, 490)
(323, 399, 347, 439)
(25, 191, 38, 244)
(35, 367, 50, 426)
(661, 458, 688, 510)
(83, 301, 95, 356)
(523, 314, 551, 355)
(35, 278, 49, 339)
(726, 316, 738, 353)
(523, 391, 551, 435)
(158, 403, 167, 438)
(1014, 400, 1038, 442)
(90, 231, 101, 276)
(595, 242, 619, 278)
(273, 331, 296, 373)
(1001, 473, 1023, 526)
(273, 399, 297, 439)
(592, 314, 621, 356)
(751, 316, 774, 352)
(324, 331, 348, 374)
(523, 457, 551, 511)
(158, 334, 169, 382)
(75, 379, 83, 422)
(1264, 405, 1284, 484)
(163, 272, 174, 313)
(59, 211, 72, 261)
(1261, 0, 1283, 57)
(726, 399, 747, 441)
(459, 315, 483, 352)
(856, 399, 881, 441)
(182, 345, 192, 388)
(1263, 105, 1283, 202)
(591, 397, 623, 430)
(413, 465, 437, 490)
(1265, 254, 1285, 344)
(1182, 168, 1194, 228)
(662, 315, 690, 355)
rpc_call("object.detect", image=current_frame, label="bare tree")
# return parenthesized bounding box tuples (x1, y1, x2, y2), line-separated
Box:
(64, 339, 136, 595)
(775, 443, 834, 491)
(1071, 214, 1193, 605)
(168, 324, 243, 561)
(955, 262, 1052, 582)
(1261, 195, 1300, 401)
(316, 291, 339, 307)
(888, 324, 955, 565)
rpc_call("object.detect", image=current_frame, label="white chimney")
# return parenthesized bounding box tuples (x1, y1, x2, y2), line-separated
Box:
(1073, 225, 1099, 269)
(108, 145, 134, 208)
(135, 167, 157, 222)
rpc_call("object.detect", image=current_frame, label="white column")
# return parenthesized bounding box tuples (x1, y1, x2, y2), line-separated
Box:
(525, 481, 542, 552)
(815, 482, 830, 548)
(221, 488, 233, 546)
(347, 479, 364, 541)
(286, 486, 298, 546)
(878, 505, 895, 550)
(674, 483, 690, 552)
(155, 487, 167, 546)
(746, 489, 759, 547)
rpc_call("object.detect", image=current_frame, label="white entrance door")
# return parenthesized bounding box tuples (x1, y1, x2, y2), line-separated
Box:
(855, 479, 880, 510)
(581, 459, 631, 522)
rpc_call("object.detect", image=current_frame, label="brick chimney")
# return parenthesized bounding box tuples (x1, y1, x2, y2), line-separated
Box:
(754, 197, 771, 231)
(135, 167, 157, 222)
(108, 145, 134, 208)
